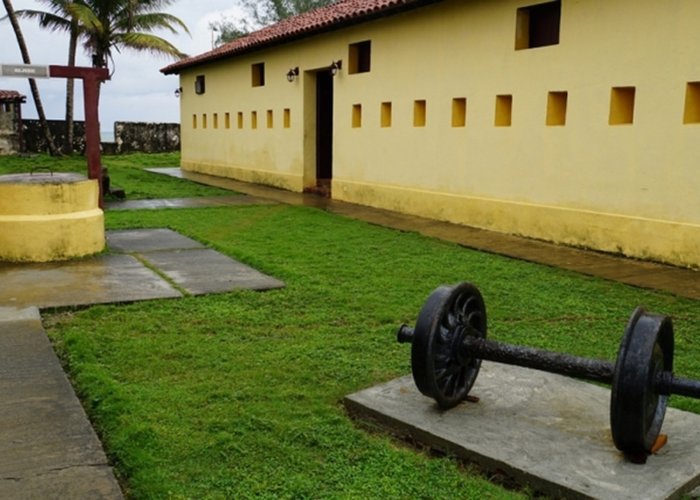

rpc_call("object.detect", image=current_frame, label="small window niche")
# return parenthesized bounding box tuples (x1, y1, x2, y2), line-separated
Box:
(495, 95, 513, 127)
(413, 100, 427, 127)
(267, 109, 273, 128)
(546, 91, 567, 126)
(225, 112, 231, 129)
(237, 112, 244, 129)
(452, 98, 467, 127)
(251, 111, 258, 129)
(283, 108, 291, 128)
(202, 113, 208, 129)
(192, 114, 197, 129)
(213, 113, 219, 129)
(352, 104, 362, 128)
(381, 102, 392, 128)
(194, 75, 206, 94)
(609, 87, 635, 125)
(252, 63, 265, 87)
(349, 40, 371, 74)
(515, 0, 561, 50)
(683, 82, 700, 124)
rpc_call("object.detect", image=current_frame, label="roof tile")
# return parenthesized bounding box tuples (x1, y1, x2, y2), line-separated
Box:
(161, 0, 438, 74)
(0, 90, 25, 102)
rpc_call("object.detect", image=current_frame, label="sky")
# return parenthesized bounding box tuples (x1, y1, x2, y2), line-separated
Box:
(0, 0, 246, 132)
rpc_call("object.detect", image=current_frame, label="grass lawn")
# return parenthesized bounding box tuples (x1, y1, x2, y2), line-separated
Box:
(8, 153, 695, 498)
(0, 152, 231, 199)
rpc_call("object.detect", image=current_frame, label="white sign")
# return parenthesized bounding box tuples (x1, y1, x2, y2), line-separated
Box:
(0, 64, 51, 78)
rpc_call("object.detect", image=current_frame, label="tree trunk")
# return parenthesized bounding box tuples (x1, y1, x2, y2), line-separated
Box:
(2, 0, 59, 155)
(64, 21, 78, 154)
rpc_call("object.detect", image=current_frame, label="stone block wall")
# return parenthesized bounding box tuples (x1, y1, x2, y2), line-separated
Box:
(20, 120, 179, 154)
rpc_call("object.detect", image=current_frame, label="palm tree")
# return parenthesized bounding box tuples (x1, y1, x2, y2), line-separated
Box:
(66, 0, 189, 70)
(10, 1, 79, 153)
(11, 0, 188, 153)
(2, 0, 59, 155)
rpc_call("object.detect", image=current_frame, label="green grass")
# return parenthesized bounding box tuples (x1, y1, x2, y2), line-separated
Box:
(44, 204, 700, 498)
(0, 152, 232, 200)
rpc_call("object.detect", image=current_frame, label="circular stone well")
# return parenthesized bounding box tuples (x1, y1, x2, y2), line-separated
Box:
(0, 172, 105, 262)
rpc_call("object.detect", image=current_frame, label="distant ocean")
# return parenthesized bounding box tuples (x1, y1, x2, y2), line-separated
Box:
(101, 131, 115, 142)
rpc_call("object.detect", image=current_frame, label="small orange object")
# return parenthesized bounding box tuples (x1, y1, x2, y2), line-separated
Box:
(651, 434, 668, 454)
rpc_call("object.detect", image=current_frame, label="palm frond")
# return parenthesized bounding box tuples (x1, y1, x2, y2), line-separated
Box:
(5, 9, 71, 32)
(115, 31, 187, 59)
(120, 12, 189, 35)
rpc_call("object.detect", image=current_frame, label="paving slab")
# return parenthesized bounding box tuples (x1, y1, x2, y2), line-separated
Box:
(105, 194, 275, 211)
(139, 248, 285, 294)
(106, 228, 205, 253)
(0, 311, 122, 498)
(344, 366, 700, 499)
(0, 254, 181, 309)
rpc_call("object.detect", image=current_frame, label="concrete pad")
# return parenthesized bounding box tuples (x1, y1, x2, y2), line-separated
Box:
(0, 306, 40, 323)
(139, 248, 285, 294)
(0, 254, 181, 309)
(0, 318, 122, 498)
(345, 365, 700, 499)
(107, 228, 204, 253)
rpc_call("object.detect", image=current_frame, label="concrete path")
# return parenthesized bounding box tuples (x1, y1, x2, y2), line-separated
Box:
(0, 307, 123, 499)
(105, 194, 274, 211)
(0, 229, 284, 309)
(345, 369, 700, 499)
(147, 167, 700, 301)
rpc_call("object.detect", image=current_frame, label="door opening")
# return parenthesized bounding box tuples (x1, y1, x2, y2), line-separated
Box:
(314, 70, 333, 197)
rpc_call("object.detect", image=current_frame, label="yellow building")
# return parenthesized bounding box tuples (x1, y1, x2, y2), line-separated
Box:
(162, 0, 700, 269)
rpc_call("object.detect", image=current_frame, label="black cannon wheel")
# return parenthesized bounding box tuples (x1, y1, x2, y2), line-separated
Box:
(410, 282, 487, 409)
(610, 307, 674, 456)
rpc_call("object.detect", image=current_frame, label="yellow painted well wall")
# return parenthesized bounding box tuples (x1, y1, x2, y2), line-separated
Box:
(178, 0, 700, 268)
(0, 175, 104, 262)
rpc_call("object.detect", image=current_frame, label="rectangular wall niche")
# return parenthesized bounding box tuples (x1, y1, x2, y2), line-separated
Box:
(192, 114, 197, 129)
(283, 108, 291, 128)
(195, 75, 205, 94)
(225, 112, 231, 129)
(413, 100, 426, 127)
(452, 98, 467, 127)
(349, 40, 371, 74)
(352, 104, 362, 128)
(515, 0, 561, 50)
(609, 87, 635, 125)
(267, 109, 273, 128)
(202, 113, 208, 129)
(381, 102, 392, 127)
(546, 91, 567, 126)
(252, 63, 265, 87)
(683, 82, 700, 124)
(251, 111, 258, 129)
(213, 113, 219, 129)
(237, 112, 244, 129)
(495, 95, 513, 126)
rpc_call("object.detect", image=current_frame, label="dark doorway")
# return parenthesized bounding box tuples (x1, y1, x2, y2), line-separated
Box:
(315, 70, 333, 197)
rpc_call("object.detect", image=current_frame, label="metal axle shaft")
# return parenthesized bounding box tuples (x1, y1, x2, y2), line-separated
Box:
(397, 325, 700, 399)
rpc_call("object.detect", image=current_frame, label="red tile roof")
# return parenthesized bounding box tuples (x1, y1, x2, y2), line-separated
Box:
(161, 0, 440, 74)
(0, 90, 25, 102)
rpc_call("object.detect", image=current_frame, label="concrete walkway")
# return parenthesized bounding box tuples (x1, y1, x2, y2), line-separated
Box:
(0, 308, 124, 498)
(147, 168, 700, 301)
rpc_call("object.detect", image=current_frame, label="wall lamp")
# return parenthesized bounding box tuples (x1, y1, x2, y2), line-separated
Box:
(286, 67, 299, 83)
(174, 87, 182, 98)
(330, 60, 342, 76)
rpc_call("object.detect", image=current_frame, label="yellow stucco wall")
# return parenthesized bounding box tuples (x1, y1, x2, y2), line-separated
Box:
(178, 0, 700, 268)
(0, 175, 104, 262)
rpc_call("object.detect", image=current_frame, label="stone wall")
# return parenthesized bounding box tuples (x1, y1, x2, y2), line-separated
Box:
(22, 120, 87, 154)
(21, 120, 180, 154)
(113, 121, 180, 153)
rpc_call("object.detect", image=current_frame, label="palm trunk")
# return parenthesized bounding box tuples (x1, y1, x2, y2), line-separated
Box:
(64, 21, 78, 154)
(2, 0, 59, 155)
